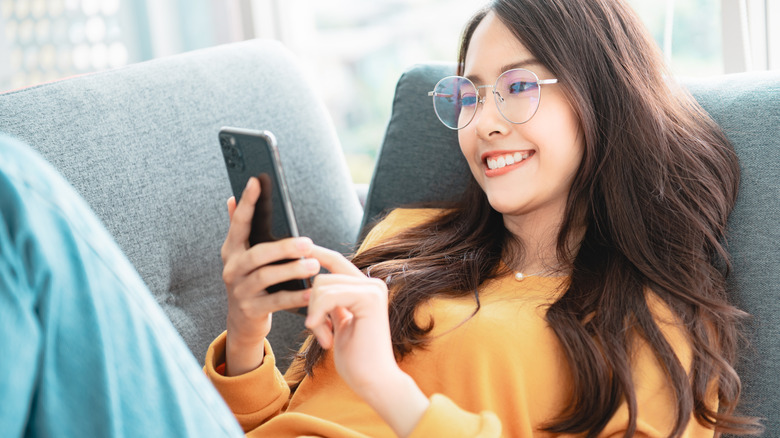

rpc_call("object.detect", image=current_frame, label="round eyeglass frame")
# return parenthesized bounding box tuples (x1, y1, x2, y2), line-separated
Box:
(427, 68, 559, 130)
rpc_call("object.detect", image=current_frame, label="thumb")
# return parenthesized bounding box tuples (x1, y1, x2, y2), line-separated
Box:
(226, 196, 237, 220)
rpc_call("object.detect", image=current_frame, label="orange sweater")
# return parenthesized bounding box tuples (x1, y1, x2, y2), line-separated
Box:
(204, 208, 715, 437)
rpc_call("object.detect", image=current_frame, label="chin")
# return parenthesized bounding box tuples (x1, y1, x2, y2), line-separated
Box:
(485, 194, 527, 216)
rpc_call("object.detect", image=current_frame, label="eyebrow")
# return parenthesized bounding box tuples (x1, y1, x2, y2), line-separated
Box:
(465, 59, 543, 83)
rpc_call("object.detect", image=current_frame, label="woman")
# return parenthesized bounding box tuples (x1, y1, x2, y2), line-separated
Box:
(213, 0, 762, 436)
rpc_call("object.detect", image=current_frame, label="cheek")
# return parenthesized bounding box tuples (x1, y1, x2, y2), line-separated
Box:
(539, 103, 583, 166)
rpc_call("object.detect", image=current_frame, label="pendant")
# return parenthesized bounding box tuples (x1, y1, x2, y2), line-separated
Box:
(514, 272, 525, 281)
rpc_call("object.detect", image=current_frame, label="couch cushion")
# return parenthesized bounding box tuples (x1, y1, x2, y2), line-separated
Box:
(361, 63, 465, 234)
(0, 39, 363, 369)
(684, 72, 780, 431)
(368, 63, 780, 429)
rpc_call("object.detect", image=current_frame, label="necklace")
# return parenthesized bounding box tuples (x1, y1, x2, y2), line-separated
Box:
(512, 269, 553, 281)
(503, 260, 562, 281)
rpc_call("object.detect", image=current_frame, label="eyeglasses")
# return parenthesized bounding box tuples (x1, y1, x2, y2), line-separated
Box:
(428, 68, 558, 130)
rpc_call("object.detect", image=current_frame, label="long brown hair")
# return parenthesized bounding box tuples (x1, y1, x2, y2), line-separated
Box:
(300, 0, 763, 435)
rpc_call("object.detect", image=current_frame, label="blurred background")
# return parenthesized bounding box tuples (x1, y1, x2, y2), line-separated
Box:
(1, 0, 778, 184)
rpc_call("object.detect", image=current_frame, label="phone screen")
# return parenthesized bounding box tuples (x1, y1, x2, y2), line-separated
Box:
(219, 128, 311, 295)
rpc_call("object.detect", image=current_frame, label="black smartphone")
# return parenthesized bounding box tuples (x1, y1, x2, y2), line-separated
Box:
(218, 127, 313, 296)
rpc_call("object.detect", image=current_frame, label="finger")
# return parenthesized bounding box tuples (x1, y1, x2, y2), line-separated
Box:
(224, 177, 260, 252)
(234, 237, 315, 276)
(228, 287, 311, 320)
(310, 245, 364, 277)
(226, 196, 237, 220)
(310, 319, 334, 349)
(305, 284, 375, 332)
(233, 257, 320, 297)
(310, 273, 369, 287)
(307, 312, 336, 350)
(330, 306, 354, 332)
(253, 288, 311, 315)
(309, 274, 388, 300)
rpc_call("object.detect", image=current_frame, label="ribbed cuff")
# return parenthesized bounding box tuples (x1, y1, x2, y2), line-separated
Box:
(203, 331, 290, 417)
(408, 394, 502, 438)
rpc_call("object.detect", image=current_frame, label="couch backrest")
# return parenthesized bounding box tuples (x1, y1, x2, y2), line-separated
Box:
(366, 63, 780, 430)
(0, 40, 364, 369)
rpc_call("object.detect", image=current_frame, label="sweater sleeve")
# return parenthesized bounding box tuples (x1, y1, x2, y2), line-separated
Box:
(203, 331, 291, 432)
(408, 394, 502, 437)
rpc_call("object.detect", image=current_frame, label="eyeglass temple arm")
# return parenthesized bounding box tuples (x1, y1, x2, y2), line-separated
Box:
(428, 79, 558, 95)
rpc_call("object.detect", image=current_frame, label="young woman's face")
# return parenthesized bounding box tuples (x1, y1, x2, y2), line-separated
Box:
(459, 12, 584, 225)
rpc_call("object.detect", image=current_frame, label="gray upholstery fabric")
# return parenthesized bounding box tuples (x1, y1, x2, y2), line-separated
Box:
(368, 64, 780, 430)
(361, 63, 465, 235)
(684, 72, 780, 432)
(0, 39, 364, 370)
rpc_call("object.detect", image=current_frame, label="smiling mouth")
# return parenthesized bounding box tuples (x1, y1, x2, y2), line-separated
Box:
(485, 151, 534, 170)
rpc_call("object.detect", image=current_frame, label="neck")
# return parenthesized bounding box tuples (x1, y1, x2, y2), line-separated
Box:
(501, 204, 584, 274)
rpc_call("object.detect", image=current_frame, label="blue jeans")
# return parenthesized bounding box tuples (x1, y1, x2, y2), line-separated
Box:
(0, 134, 243, 437)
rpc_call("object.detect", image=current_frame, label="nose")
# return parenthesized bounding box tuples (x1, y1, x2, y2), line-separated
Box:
(473, 87, 509, 138)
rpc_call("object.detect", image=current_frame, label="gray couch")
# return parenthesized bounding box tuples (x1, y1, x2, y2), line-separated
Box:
(1, 39, 777, 432)
(0, 40, 363, 370)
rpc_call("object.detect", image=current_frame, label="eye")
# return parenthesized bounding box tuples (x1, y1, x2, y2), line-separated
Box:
(508, 81, 538, 94)
(460, 93, 478, 107)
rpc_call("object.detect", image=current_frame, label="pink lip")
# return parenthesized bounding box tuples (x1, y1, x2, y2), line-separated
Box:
(482, 150, 535, 177)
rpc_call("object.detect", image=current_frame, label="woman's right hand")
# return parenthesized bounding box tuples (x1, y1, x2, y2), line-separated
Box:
(220, 177, 320, 376)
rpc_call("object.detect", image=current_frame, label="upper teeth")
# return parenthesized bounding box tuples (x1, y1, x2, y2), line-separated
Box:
(487, 152, 530, 170)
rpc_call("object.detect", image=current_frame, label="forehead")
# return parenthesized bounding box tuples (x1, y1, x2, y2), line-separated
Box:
(463, 12, 537, 78)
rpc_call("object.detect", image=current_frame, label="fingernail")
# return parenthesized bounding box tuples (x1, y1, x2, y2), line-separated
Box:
(303, 290, 311, 302)
(245, 177, 254, 189)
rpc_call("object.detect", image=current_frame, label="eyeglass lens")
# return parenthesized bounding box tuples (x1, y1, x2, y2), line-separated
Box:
(431, 69, 542, 130)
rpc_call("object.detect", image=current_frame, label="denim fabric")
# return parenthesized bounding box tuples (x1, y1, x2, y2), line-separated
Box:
(0, 134, 242, 437)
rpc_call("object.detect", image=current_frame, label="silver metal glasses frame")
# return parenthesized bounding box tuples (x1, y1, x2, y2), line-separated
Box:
(427, 68, 559, 130)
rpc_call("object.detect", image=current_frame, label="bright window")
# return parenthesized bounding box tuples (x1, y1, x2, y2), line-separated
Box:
(1, 0, 132, 90)
(1, 0, 777, 183)
(627, 0, 723, 76)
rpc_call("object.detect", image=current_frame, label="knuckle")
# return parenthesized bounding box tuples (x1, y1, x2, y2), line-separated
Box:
(236, 300, 255, 318)
(369, 278, 388, 293)
(287, 238, 304, 257)
(310, 285, 331, 303)
(222, 265, 236, 285)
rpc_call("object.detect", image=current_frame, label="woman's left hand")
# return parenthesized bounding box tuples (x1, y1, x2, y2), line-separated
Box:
(306, 245, 429, 437)
(305, 245, 397, 392)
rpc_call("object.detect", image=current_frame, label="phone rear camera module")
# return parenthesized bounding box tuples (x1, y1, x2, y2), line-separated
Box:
(220, 137, 244, 170)
(220, 136, 233, 151)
